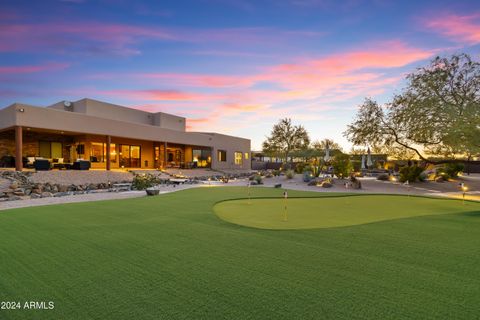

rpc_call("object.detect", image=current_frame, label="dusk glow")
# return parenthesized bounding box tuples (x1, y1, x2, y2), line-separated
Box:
(1, 0, 479, 149)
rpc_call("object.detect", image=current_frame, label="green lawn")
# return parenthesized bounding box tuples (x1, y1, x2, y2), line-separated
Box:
(214, 195, 480, 229)
(1, 187, 480, 319)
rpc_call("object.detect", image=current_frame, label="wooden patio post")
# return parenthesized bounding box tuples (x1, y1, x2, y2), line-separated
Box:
(106, 135, 111, 171)
(164, 141, 168, 169)
(15, 126, 23, 171)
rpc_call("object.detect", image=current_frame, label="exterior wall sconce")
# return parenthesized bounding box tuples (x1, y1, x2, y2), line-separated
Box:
(18, 108, 25, 112)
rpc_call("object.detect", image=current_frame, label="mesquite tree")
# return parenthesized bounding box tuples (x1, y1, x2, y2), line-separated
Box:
(345, 54, 480, 163)
(262, 118, 310, 163)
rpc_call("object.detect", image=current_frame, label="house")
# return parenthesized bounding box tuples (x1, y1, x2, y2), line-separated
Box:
(0, 98, 251, 171)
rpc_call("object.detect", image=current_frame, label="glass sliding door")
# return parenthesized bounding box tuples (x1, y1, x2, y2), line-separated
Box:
(119, 144, 141, 168)
(130, 146, 141, 167)
(119, 145, 130, 167)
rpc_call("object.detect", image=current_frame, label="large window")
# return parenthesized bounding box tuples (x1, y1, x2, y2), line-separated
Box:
(244, 152, 249, 160)
(39, 141, 62, 159)
(217, 150, 227, 162)
(193, 149, 212, 168)
(90, 143, 117, 163)
(234, 152, 243, 165)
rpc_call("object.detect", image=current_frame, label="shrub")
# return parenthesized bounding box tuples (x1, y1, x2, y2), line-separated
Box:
(295, 162, 307, 174)
(332, 154, 353, 179)
(399, 166, 423, 183)
(419, 172, 427, 182)
(132, 174, 160, 190)
(272, 169, 281, 176)
(438, 163, 464, 179)
(254, 174, 263, 184)
(285, 169, 295, 179)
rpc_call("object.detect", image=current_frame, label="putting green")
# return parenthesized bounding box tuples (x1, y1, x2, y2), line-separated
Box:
(214, 195, 480, 229)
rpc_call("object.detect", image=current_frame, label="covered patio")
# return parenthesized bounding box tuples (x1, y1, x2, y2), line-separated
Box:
(0, 126, 212, 171)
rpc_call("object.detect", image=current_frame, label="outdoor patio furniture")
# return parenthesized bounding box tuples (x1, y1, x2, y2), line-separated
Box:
(0, 155, 15, 168)
(34, 159, 51, 171)
(52, 158, 66, 170)
(72, 160, 91, 170)
(26, 157, 36, 168)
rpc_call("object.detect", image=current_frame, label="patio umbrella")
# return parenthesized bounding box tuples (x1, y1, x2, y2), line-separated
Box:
(323, 143, 331, 163)
(366, 147, 373, 168)
(361, 154, 366, 170)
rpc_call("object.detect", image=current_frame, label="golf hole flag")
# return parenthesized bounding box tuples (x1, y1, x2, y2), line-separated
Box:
(283, 191, 288, 221)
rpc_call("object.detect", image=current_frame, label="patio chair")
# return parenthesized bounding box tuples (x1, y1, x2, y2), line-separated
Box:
(34, 159, 51, 171)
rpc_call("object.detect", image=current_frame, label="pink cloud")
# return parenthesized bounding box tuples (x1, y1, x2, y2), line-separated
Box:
(0, 62, 70, 75)
(84, 40, 433, 132)
(40, 39, 433, 135)
(270, 41, 433, 75)
(424, 13, 480, 44)
(135, 73, 259, 88)
(98, 89, 212, 101)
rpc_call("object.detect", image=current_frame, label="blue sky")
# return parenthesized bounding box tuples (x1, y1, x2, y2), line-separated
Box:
(1, 0, 479, 149)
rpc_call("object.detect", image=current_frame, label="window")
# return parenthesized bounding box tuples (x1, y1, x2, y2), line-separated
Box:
(234, 152, 243, 165)
(108, 144, 117, 163)
(90, 142, 104, 162)
(38, 141, 63, 159)
(218, 150, 227, 162)
(244, 152, 249, 160)
(119, 145, 141, 168)
(90, 143, 117, 163)
(193, 149, 212, 168)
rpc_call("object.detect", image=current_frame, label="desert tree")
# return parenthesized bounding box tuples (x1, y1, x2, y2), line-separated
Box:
(262, 118, 310, 164)
(345, 54, 480, 164)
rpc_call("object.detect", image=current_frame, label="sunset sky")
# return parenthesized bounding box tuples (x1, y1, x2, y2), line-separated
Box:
(1, 0, 479, 150)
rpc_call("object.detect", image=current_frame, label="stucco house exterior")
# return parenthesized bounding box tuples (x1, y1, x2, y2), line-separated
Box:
(0, 98, 251, 171)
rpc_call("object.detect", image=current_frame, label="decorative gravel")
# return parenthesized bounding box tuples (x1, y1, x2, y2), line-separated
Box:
(30, 170, 135, 185)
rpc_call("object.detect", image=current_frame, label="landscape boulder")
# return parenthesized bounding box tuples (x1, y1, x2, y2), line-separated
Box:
(321, 182, 333, 188)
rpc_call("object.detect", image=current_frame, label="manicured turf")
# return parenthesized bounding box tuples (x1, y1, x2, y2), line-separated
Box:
(214, 195, 480, 229)
(1, 186, 480, 319)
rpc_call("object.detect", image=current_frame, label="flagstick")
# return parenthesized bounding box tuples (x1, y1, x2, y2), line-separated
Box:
(283, 190, 288, 222)
(248, 182, 251, 204)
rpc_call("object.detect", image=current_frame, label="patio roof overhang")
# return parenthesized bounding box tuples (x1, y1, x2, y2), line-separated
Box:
(0, 104, 215, 147)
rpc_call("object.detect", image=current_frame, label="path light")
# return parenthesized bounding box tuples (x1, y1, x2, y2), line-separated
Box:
(460, 183, 468, 205)
(403, 180, 411, 197)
